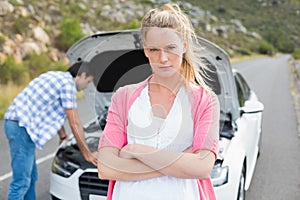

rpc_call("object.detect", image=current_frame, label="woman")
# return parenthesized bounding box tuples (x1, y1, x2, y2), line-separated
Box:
(97, 3, 220, 200)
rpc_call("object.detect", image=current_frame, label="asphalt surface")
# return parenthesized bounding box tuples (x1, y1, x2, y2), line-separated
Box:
(0, 55, 299, 199)
(233, 55, 300, 200)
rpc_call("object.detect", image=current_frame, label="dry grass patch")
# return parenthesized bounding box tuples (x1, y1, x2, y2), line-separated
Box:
(0, 83, 26, 119)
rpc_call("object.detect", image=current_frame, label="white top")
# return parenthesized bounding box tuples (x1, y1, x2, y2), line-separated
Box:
(112, 85, 200, 200)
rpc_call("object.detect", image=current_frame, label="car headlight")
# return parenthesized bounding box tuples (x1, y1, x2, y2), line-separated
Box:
(51, 155, 80, 178)
(210, 165, 229, 187)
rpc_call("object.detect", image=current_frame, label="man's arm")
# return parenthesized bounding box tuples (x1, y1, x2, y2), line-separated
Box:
(57, 126, 68, 144)
(65, 108, 98, 166)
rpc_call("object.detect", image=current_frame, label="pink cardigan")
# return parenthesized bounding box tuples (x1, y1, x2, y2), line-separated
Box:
(98, 77, 220, 200)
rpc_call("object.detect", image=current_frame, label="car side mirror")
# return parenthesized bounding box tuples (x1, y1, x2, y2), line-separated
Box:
(240, 100, 264, 115)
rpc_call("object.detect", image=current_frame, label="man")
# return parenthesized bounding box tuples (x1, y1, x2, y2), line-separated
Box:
(4, 61, 98, 200)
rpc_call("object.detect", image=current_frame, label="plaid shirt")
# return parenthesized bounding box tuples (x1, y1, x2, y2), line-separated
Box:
(4, 71, 77, 149)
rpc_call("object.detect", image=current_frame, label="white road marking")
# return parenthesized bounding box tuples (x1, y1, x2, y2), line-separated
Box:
(0, 172, 12, 182)
(0, 153, 55, 182)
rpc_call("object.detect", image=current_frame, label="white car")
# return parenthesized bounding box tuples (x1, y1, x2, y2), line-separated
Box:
(49, 30, 264, 200)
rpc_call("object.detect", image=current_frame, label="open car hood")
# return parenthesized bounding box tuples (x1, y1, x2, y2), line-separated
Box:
(66, 30, 239, 121)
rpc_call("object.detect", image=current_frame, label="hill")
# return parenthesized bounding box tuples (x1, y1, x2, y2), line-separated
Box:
(0, 0, 299, 83)
(192, 0, 300, 54)
(0, 0, 299, 118)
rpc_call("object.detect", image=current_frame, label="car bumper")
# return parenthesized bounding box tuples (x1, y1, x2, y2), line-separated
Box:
(50, 169, 107, 200)
(214, 185, 237, 200)
(50, 168, 239, 200)
(214, 173, 240, 200)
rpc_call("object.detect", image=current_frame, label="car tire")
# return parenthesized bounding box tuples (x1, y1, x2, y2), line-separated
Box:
(237, 164, 246, 200)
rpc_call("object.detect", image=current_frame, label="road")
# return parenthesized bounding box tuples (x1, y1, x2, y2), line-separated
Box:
(0, 55, 299, 199)
(233, 55, 300, 200)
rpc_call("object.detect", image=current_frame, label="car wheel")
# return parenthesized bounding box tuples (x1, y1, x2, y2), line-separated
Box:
(237, 164, 246, 200)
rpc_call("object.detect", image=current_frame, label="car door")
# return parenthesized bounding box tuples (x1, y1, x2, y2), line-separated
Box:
(234, 72, 261, 184)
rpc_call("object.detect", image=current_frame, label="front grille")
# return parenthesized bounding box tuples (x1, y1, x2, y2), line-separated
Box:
(79, 172, 109, 200)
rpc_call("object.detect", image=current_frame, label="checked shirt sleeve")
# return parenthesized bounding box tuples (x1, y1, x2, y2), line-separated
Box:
(60, 79, 77, 109)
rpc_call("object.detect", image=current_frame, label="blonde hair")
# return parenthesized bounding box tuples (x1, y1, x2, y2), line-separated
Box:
(141, 3, 211, 91)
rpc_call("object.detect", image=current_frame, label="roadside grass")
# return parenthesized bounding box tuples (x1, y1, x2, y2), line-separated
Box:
(230, 53, 271, 64)
(0, 83, 25, 119)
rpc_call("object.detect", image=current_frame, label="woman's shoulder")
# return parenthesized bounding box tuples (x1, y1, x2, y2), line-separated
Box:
(115, 78, 149, 95)
(111, 78, 149, 106)
(110, 79, 149, 113)
(186, 84, 219, 112)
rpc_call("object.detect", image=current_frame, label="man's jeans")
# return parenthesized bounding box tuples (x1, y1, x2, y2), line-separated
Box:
(4, 120, 37, 200)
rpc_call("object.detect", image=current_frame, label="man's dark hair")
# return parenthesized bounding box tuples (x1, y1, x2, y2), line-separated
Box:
(67, 61, 92, 78)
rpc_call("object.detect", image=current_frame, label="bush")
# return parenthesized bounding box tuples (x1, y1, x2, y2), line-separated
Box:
(292, 47, 300, 60)
(234, 47, 252, 56)
(277, 38, 294, 53)
(49, 61, 69, 72)
(23, 53, 70, 80)
(216, 6, 226, 14)
(0, 56, 28, 85)
(263, 30, 294, 53)
(55, 17, 85, 52)
(258, 39, 276, 55)
(12, 16, 31, 35)
(0, 35, 5, 47)
(123, 19, 140, 30)
(23, 53, 52, 79)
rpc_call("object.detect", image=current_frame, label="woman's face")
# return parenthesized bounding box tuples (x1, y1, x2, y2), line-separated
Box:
(144, 27, 186, 78)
